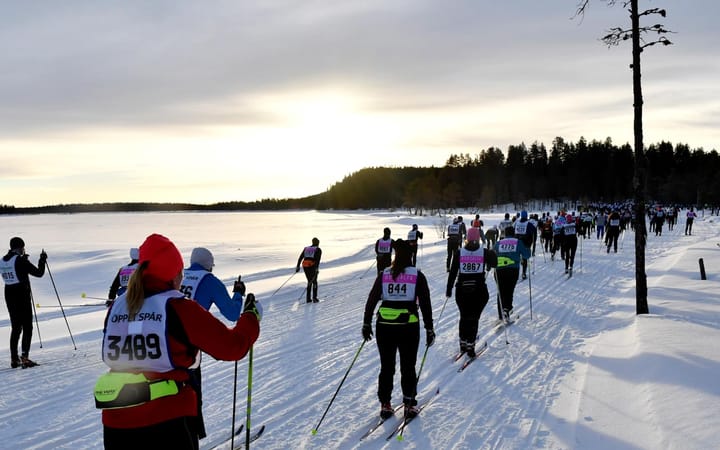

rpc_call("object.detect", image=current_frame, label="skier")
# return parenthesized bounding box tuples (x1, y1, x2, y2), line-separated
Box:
(562, 213, 579, 275)
(107, 247, 139, 306)
(95, 234, 260, 449)
(446, 227, 497, 357)
(0, 237, 47, 368)
(296, 237, 322, 303)
(606, 210, 622, 253)
(513, 210, 536, 280)
(406, 224, 424, 266)
(446, 217, 462, 272)
(498, 213, 513, 239)
(484, 225, 498, 250)
(181, 247, 246, 440)
(375, 227, 394, 275)
(685, 207, 697, 235)
(362, 239, 434, 420)
(493, 227, 530, 319)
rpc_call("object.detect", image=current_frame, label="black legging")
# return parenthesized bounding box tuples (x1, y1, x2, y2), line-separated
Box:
(564, 236, 578, 270)
(495, 267, 519, 316)
(5, 292, 33, 359)
(375, 322, 420, 404)
(455, 284, 489, 344)
(303, 266, 318, 301)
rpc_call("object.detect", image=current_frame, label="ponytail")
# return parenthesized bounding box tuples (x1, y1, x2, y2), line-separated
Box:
(126, 261, 148, 320)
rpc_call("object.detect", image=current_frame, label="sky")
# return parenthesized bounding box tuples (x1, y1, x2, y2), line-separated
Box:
(0, 208, 718, 449)
(1, 1, 719, 207)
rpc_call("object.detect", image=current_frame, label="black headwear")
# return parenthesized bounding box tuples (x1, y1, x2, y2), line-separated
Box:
(10, 237, 25, 250)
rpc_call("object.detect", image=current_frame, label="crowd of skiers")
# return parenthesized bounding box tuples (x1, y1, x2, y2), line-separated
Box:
(1, 204, 705, 447)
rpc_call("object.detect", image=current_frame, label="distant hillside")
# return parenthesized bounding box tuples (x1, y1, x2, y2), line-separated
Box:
(2, 137, 718, 214)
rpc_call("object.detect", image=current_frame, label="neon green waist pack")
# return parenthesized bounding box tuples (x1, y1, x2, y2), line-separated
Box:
(94, 372, 182, 409)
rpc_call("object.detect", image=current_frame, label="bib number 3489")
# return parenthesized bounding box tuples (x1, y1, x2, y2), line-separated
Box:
(106, 334, 162, 361)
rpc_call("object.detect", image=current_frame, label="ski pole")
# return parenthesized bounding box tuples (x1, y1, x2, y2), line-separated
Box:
(360, 260, 376, 279)
(269, 272, 296, 299)
(493, 271, 510, 345)
(528, 268, 533, 321)
(231, 360, 238, 450)
(29, 289, 43, 348)
(580, 234, 583, 274)
(416, 340, 432, 385)
(436, 295, 451, 324)
(245, 347, 254, 450)
(81, 293, 109, 302)
(312, 340, 365, 435)
(45, 259, 77, 350)
(36, 302, 105, 308)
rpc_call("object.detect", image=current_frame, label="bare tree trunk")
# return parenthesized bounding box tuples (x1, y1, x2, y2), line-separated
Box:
(631, 0, 649, 314)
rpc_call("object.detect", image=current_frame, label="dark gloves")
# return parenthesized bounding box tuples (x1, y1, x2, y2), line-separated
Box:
(295, 266, 300, 273)
(446, 288, 452, 298)
(426, 329, 435, 347)
(232, 275, 246, 295)
(243, 293, 263, 321)
(39, 250, 48, 262)
(362, 323, 373, 341)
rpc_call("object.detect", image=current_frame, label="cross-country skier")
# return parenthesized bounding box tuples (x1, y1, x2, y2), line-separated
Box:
(0, 237, 47, 368)
(96, 233, 260, 449)
(362, 239, 434, 420)
(446, 227, 497, 357)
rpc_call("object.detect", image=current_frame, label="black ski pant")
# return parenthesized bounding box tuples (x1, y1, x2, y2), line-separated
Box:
(564, 236, 578, 270)
(607, 228, 620, 252)
(446, 239, 460, 270)
(455, 284, 489, 347)
(187, 367, 206, 440)
(5, 290, 34, 360)
(376, 254, 391, 275)
(303, 266, 318, 301)
(495, 267, 519, 317)
(685, 219, 694, 235)
(104, 416, 199, 450)
(375, 321, 419, 405)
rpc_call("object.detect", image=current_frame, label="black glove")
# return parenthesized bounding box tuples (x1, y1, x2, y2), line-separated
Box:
(445, 288, 452, 298)
(295, 266, 300, 273)
(362, 323, 373, 341)
(243, 293, 263, 321)
(39, 250, 48, 261)
(232, 276, 246, 295)
(426, 329, 435, 347)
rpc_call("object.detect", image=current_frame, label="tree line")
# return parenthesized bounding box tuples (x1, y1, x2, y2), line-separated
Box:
(2, 136, 717, 215)
(319, 137, 719, 212)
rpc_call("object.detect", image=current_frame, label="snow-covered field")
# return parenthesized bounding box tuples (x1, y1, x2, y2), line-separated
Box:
(1, 209, 719, 449)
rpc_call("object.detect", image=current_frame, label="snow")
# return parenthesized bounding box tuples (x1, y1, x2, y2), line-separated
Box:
(1, 210, 719, 449)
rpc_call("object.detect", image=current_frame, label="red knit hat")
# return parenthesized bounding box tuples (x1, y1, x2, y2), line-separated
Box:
(138, 234, 183, 284)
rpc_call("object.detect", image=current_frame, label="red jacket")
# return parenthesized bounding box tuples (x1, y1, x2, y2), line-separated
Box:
(101, 296, 259, 429)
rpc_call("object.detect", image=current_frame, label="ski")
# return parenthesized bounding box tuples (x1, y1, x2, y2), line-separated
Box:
(233, 425, 265, 449)
(457, 341, 488, 372)
(205, 424, 243, 450)
(385, 388, 440, 441)
(359, 404, 404, 440)
(452, 350, 466, 362)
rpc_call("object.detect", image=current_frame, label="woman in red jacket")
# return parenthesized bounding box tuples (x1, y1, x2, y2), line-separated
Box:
(95, 233, 261, 450)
